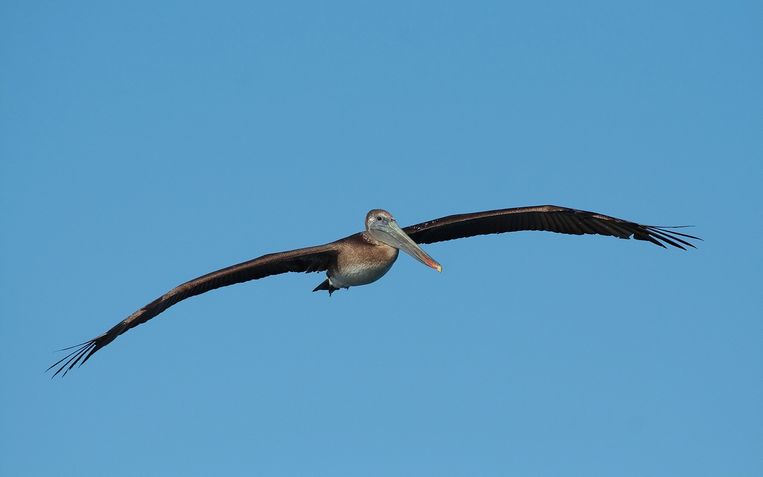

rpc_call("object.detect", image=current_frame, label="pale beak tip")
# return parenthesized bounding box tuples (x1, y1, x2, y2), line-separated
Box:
(435, 264, 442, 273)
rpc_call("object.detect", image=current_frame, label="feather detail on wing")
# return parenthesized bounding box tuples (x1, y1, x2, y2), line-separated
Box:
(48, 244, 338, 377)
(404, 205, 700, 249)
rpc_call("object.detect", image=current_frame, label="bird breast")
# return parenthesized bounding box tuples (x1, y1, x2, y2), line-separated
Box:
(329, 239, 399, 289)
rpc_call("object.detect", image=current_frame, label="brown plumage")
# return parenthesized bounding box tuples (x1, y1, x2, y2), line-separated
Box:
(49, 205, 699, 377)
(48, 244, 339, 377)
(403, 205, 698, 249)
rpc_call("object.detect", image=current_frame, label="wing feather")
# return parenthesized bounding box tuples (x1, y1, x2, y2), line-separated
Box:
(49, 243, 338, 377)
(403, 205, 700, 249)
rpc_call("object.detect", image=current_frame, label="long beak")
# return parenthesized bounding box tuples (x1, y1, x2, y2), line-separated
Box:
(375, 221, 442, 272)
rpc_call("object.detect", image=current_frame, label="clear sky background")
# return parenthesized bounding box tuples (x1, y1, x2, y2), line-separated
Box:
(1, 1, 761, 476)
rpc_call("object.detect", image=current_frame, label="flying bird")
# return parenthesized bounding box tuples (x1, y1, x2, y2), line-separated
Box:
(49, 205, 699, 377)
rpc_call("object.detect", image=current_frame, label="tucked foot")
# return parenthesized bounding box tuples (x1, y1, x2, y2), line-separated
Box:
(312, 279, 340, 296)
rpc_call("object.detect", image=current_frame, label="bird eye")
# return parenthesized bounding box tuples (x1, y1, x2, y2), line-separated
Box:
(376, 216, 382, 221)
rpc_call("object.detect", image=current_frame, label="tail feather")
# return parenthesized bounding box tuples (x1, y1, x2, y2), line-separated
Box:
(313, 279, 339, 296)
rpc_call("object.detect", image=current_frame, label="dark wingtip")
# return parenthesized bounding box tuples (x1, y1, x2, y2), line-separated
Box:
(642, 225, 701, 250)
(47, 336, 104, 378)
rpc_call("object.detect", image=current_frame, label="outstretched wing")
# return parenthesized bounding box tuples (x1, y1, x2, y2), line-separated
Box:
(404, 205, 700, 249)
(49, 243, 338, 377)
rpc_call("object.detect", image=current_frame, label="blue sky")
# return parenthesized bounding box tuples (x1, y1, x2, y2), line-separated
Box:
(1, 1, 761, 476)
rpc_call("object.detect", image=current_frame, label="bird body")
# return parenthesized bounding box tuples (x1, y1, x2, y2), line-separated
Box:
(323, 233, 399, 291)
(49, 205, 699, 377)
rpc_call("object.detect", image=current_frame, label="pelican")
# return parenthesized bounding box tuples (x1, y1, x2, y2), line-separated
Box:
(49, 205, 699, 377)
